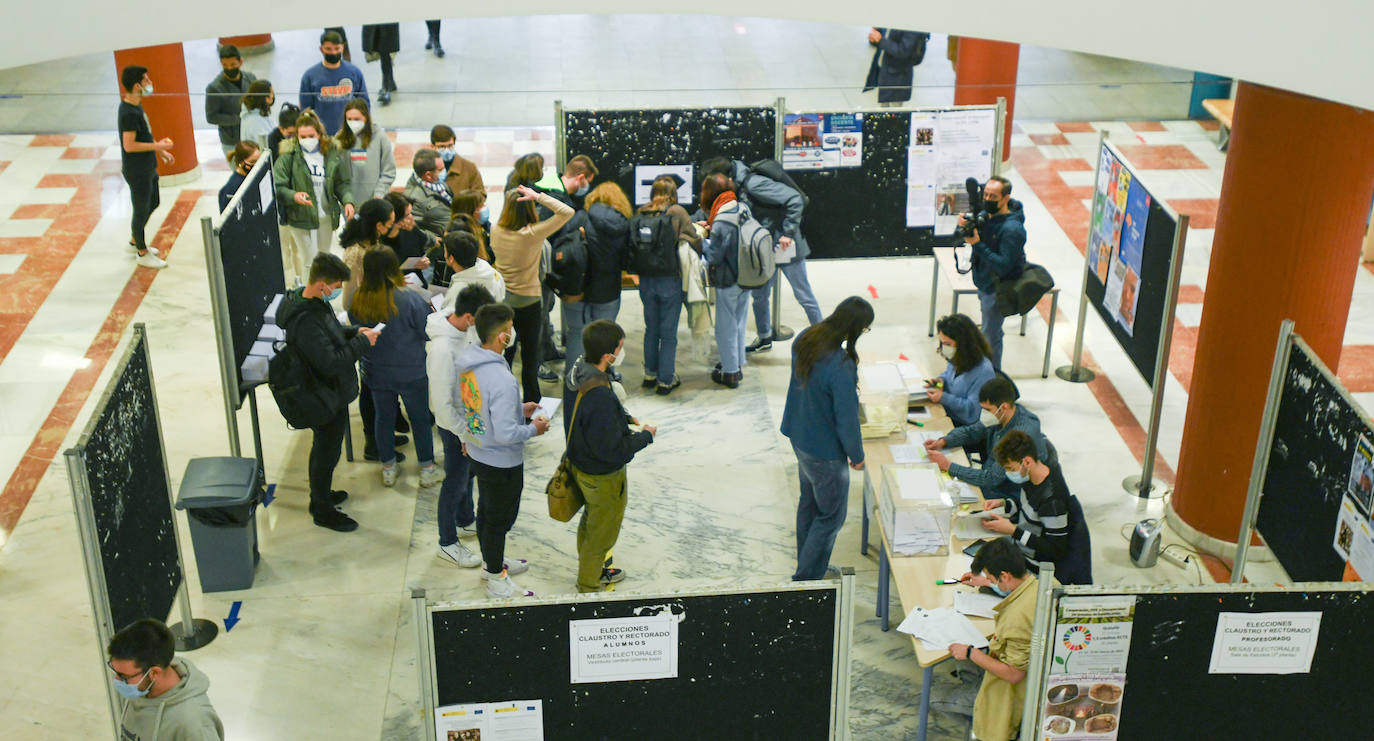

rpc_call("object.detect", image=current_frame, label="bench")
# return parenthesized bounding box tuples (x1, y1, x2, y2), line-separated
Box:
(1202, 97, 1234, 151)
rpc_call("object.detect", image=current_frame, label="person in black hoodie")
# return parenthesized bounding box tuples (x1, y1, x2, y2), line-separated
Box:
(276, 253, 379, 532)
(960, 175, 1027, 369)
(567, 182, 631, 366)
(563, 320, 655, 592)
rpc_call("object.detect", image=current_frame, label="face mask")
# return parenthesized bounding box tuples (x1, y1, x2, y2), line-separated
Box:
(479, 206, 490, 223)
(984, 198, 1000, 213)
(346, 119, 365, 135)
(325, 286, 342, 302)
(979, 408, 1000, 428)
(439, 148, 457, 164)
(575, 183, 590, 197)
(323, 52, 342, 64)
(938, 344, 954, 361)
(990, 581, 1010, 597)
(111, 669, 152, 700)
(500, 327, 517, 350)
(299, 137, 319, 153)
(612, 347, 625, 367)
(141, 83, 154, 96)
(1005, 468, 1029, 484)
(223, 68, 240, 79)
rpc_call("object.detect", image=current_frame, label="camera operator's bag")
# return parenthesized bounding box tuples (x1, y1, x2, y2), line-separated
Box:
(994, 262, 1055, 317)
(713, 202, 776, 289)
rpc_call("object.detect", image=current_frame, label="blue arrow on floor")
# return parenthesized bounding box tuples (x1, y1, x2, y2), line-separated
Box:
(261, 484, 276, 508)
(224, 601, 242, 632)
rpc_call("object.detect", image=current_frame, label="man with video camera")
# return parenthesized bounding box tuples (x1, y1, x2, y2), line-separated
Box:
(960, 176, 1026, 370)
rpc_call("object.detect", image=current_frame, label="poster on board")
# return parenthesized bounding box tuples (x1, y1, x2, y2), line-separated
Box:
(1041, 596, 1134, 740)
(1208, 612, 1321, 675)
(905, 112, 938, 227)
(569, 614, 678, 684)
(1348, 434, 1374, 513)
(931, 109, 996, 235)
(632, 164, 693, 206)
(783, 113, 864, 171)
(435, 700, 544, 740)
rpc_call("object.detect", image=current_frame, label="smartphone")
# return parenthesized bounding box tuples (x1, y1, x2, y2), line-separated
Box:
(962, 540, 988, 558)
(374, 323, 387, 333)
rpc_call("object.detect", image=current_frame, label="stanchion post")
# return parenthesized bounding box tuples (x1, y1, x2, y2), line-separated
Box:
(1233, 319, 1296, 583)
(993, 96, 1007, 173)
(1054, 131, 1109, 384)
(1019, 563, 1057, 741)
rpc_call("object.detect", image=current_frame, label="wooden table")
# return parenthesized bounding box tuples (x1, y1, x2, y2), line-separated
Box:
(927, 246, 1061, 378)
(856, 376, 992, 741)
(1202, 98, 1234, 151)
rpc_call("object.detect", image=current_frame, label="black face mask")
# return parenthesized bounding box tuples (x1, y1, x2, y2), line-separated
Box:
(323, 52, 342, 64)
(223, 68, 240, 79)
(984, 197, 1001, 213)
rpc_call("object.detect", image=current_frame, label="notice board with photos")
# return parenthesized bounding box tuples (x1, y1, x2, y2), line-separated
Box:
(423, 583, 845, 740)
(783, 106, 1000, 259)
(1034, 585, 1374, 740)
(1083, 140, 1182, 388)
(1254, 335, 1374, 582)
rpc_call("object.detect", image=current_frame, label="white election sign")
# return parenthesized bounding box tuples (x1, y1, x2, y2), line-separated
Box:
(569, 614, 678, 684)
(1208, 611, 1321, 675)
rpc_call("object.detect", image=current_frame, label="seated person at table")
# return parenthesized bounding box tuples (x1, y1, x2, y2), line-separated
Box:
(947, 537, 1046, 741)
(924, 376, 1051, 501)
(980, 430, 1092, 585)
(926, 313, 996, 427)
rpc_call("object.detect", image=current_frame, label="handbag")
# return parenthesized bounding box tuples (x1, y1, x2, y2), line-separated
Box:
(994, 262, 1055, 318)
(545, 379, 606, 522)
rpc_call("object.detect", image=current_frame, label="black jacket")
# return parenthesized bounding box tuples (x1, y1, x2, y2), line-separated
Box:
(563, 361, 652, 475)
(583, 203, 630, 304)
(361, 24, 400, 54)
(863, 29, 929, 103)
(276, 288, 370, 407)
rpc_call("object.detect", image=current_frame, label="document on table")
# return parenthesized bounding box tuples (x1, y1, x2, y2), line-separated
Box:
(897, 606, 990, 652)
(888, 443, 929, 464)
(534, 396, 561, 420)
(953, 590, 1003, 619)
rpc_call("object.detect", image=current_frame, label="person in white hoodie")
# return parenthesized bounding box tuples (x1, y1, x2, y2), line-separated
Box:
(428, 283, 497, 569)
(441, 230, 505, 310)
(454, 303, 551, 598)
(107, 618, 224, 741)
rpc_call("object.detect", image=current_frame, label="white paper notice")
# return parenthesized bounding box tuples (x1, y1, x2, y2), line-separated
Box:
(895, 467, 945, 500)
(534, 396, 561, 421)
(933, 109, 997, 235)
(632, 164, 693, 206)
(1347, 516, 1374, 581)
(888, 443, 928, 464)
(1333, 494, 1361, 561)
(435, 700, 543, 741)
(569, 614, 678, 684)
(860, 363, 906, 392)
(1208, 611, 1322, 675)
(905, 112, 939, 228)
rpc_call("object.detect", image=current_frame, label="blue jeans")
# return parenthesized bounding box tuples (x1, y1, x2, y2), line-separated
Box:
(561, 298, 621, 367)
(640, 275, 682, 383)
(714, 284, 751, 374)
(437, 427, 475, 546)
(792, 444, 850, 580)
(371, 376, 435, 466)
(750, 258, 824, 338)
(978, 288, 1005, 370)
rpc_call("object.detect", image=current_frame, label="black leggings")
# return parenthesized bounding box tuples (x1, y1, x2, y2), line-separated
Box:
(503, 300, 544, 403)
(471, 459, 524, 574)
(308, 408, 348, 513)
(379, 53, 395, 91)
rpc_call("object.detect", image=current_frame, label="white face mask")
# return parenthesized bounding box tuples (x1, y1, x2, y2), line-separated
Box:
(938, 344, 955, 361)
(299, 137, 319, 153)
(979, 407, 1000, 428)
(613, 346, 625, 367)
(346, 119, 366, 135)
(500, 326, 517, 350)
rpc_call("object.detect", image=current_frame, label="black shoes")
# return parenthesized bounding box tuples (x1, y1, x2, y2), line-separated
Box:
(641, 375, 657, 389)
(312, 507, 358, 532)
(378, 89, 391, 106)
(711, 368, 742, 389)
(745, 337, 773, 353)
(655, 376, 681, 396)
(329, 490, 349, 506)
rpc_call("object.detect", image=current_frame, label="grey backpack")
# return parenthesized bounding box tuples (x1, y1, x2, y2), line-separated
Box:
(714, 203, 775, 289)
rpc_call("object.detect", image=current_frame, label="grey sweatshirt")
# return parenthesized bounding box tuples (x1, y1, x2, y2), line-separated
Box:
(117, 657, 224, 741)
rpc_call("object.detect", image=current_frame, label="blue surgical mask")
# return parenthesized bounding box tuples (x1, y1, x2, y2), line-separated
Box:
(1005, 467, 1029, 484)
(479, 206, 490, 223)
(142, 83, 154, 96)
(111, 670, 152, 700)
(991, 583, 1010, 597)
(575, 183, 590, 197)
(325, 286, 342, 302)
(439, 148, 457, 164)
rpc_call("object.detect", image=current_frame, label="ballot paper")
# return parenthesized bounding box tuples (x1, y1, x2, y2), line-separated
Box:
(535, 396, 561, 420)
(404, 272, 423, 289)
(890, 510, 948, 554)
(889, 443, 929, 464)
(400, 256, 426, 271)
(895, 467, 947, 501)
(951, 481, 979, 505)
(895, 362, 923, 381)
(897, 606, 990, 652)
(953, 590, 1003, 619)
(430, 293, 446, 311)
(953, 511, 999, 540)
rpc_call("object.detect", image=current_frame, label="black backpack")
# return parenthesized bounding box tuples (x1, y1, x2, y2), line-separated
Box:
(745, 158, 810, 208)
(547, 222, 590, 297)
(268, 314, 342, 430)
(627, 210, 680, 277)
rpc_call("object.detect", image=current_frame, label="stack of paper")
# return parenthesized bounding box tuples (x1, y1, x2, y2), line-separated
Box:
(897, 606, 990, 652)
(890, 510, 947, 554)
(951, 481, 979, 505)
(953, 591, 1003, 619)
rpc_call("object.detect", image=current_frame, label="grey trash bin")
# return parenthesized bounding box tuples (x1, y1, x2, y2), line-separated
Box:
(175, 457, 261, 592)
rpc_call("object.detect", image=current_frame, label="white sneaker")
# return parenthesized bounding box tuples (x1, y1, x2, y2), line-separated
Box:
(418, 465, 444, 488)
(129, 243, 161, 257)
(458, 524, 478, 538)
(381, 464, 398, 487)
(480, 558, 529, 577)
(438, 541, 480, 568)
(485, 570, 534, 599)
(134, 252, 168, 269)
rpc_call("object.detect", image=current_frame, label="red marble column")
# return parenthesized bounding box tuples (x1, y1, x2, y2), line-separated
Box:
(112, 43, 198, 178)
(953, 37, 1019, 160)
(218, 34, 274, 55)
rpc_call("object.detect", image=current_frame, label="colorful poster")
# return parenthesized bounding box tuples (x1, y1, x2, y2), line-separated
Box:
(1042, 673, 1125, 740)
(1333, 494, 1361, 561)
(825, 113, 863, 167)
(1208, 612, 1321, 675)
(1041, 596, 1134, 740)
(1347, 434, 1374, 514)
(1090, 144, 1157, 337)
(782, 114, 826, 170)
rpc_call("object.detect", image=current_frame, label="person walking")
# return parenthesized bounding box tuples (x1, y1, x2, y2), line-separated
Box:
(299, 30, 369, 135)
(335, 99, 395, 203)
(361, 23, 400, 106)
(273, 109, 355, 285)
(118, 65, 172, 269)
(205, 44, 257, 155)
(779, 296, 873, 580)
(563, 320, 655, 592)
(862, 28, 931, 106)
(424, 20, 445, 57)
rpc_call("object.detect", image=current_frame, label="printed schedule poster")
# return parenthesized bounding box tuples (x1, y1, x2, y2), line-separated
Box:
(932, 109, 996, 235)
(569, 614, 678, 684)
(435, 700, 544, 741)
(1208, 611, 1322, 675)
(906, 112, 939, 228)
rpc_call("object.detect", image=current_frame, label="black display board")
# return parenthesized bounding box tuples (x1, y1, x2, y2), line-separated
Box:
(1082, 143, 1180, 388)
(72, 327, 181, 633)
(791, 111, 948, 259)
(1103, 589, 1374, 739)
(561, 106, 776, 212)
(1255, 339, 1374, 582)
(218, 157, 285, 407)
(431, 587, 838, 739)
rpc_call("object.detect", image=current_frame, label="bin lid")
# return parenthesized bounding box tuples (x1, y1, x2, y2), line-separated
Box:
(175, 456, 259, 508)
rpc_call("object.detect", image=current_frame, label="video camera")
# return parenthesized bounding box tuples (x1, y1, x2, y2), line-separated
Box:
(955, 177, 986, 239)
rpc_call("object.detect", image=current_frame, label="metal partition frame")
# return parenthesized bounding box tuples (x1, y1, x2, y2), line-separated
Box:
(1232, 319, 1296, 582)
(416, 574, 855, 741)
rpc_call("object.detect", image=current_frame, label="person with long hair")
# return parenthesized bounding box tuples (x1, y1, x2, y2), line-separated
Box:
(449, 188, 489, 239)
(566, 182, 632, 369)
(348, 247, 439, 488)
(505, 152, 545, 192)
(929, 313, 997, 426)
(379, 191, 435, 285)
(335, 98, 395, 203)
(218, 141, 260, 211)
(273, 109, 355, 285)
(700, 173, 749, 389)
(489, 183, 574, 402)
(779, 296, 873, 580)
(634, 175, 701, 395)
(238, 79, 275, 151)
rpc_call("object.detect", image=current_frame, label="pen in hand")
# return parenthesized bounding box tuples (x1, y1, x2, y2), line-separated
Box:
(936, 577, 970, 585)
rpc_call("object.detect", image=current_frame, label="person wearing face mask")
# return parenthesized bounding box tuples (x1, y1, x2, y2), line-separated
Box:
(563, 320, 655, 592)
(274, 110, 356, 285)
(780, 297, 873, 580)
(299, 29, 369, 135)
(118, 65, 174, 269)
(238, 79, 276, 151)
(218, 141, 260, 211)
(923, 376, 1051, 501)
(454, 303, 553, 598)
(277, 253, 381, 531)
(980, 430, 1093, 585)
(926, 313, 997, 427)
(946, 537, 1048, 741)
(106, 618, 224, 741)
(380, 192, 438, 286)
(205, 44, 257, 156)
(267, 102, 299, 163)
(403, 148, 456, 237)
(335, 99, 395, 204)
(441, 231, 505, 310)
(430, 124, 486, 197)
(532, 154, 600, 380)
(958, 175, 1026, 370)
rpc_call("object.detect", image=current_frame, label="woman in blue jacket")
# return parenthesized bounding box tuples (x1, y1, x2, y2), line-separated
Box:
(780, 296, 874, 580)
(928, 313, 997, 427)
(349, 247, 439, 489)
